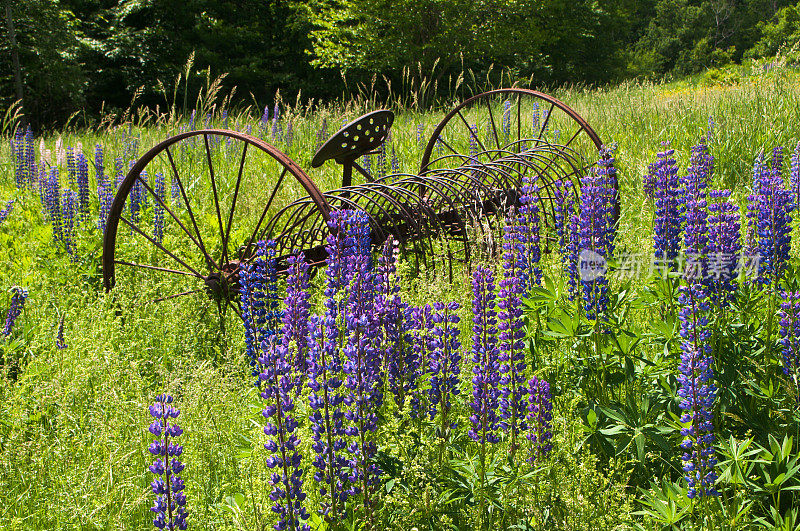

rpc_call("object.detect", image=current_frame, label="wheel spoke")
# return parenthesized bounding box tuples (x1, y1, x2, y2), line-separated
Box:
(164, 145, 216, 270)
(115, 260, 198, 277)
(537, 102, 555, 141)
(153, 289, 205, 303)
(223, 142, 248, 263)
(455, 109, 488, 154)
(205, 134, 228, 266)
(119, 215, 205, 279)
(133, 172, 218, 271)
(564, 126, 584, 148)
(243, 165, 289, 258)
(485, 98, 501, 151)
(226, 299, 243, 320)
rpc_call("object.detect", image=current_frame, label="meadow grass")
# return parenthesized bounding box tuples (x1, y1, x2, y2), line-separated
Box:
(1, 66, 800, 530)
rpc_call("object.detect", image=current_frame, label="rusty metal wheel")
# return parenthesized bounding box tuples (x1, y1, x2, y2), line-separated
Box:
(419, 88, 617, 253)
(420, 88, 602, 173)
(102, 129, 330, 312)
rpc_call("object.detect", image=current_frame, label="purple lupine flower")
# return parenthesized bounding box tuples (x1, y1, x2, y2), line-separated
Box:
(286, 120, 294, 148)
(390, 145, 399, 174)
(342, 211, 382, 525)
(281, 254, 311, 382)
(752, 149, 793, 285)
(0, 200, 14, 225)
(408, 304, 434, 419)
(61, 189, 78, 260)
(677, 284, 718, 499)
(469, 123, 479, 163)
(98, 182, 114, 233)
(307, 315, 353, 519)
(154, 173, 166, 243)
(469, 266, 501, 445)
(316, 119, 328, 152)
(13, 128, 24, 189)
(147, 393, 188, 530)
(428, 301, 462, 438)
(416, 123, 424, 149)
(531, 102, 540, 136)
(2, 287, 28, 337)
(115, 157, 125, 190)
(435, 136, 444, 158)
(540, 108, 549, 134)
(25, 125, 35, 188)
(576, 149, 616, 320)
(67, 147, 77, 191)
(779, 291, 800, 397)
(375, 144, 386, 181)
(643, 161, 659, 199)
(76, 152, 90, 217)
(653, 143, 683, 263)
(707, 116, 715, 142)
(95, 144, 106, 187)
(502, 99, 511, 138)
(681, 145, 710, 284)
(305, 211, 364, 518)
(260, 105, 270, 138)
(56, 315, 67, 349)
(240, 241, 281, 373)
(526, 377, 553, 463)
(139, 168, 150, 210)
(375, 238, 414, 406)
(706, 190, 741, 305)
(791, 142, 800, 208)
(258, 338, 310, 531)
(745, 154, 769, 256)
(272, 103, 282, 141)
(45, 167, 63, 243)
(170, 173, 181, 205)
(361, 154, 372, 180)
(553, 179, 578, 297)
(129, 167, 142, 226)
(499, 227, 528, 450)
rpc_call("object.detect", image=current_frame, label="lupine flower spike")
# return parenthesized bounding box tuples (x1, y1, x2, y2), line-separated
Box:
(2, 287, 28, 337)
(258, 336, 310, 531)
(469, 266, 501, 446)
(429, 301, 462, 452)
(147, 394, 188, 530)
(526, 377, 553, 463)
(0, 200, 14, 225)
(653, 142, 682, 265)
(779, 292, 800, 400)
(305, 210, 361, 519)
(677, 284, 718, 499)
(56, 315, 67, 349)
(342, 210, 382, 525)
(499, 228, 528, 451)
(281, 254, 312, 388)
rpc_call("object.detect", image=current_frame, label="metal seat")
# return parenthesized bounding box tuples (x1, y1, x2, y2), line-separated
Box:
(311, 110, 394, 187)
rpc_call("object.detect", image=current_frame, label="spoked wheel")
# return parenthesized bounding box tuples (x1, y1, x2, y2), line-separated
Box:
(419, 88, 614, 254)
(102, 129, 330, 314)
(420, 88, 602, 173)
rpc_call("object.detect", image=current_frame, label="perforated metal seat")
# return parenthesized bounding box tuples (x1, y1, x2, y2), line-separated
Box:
(311, 110, 394, 168)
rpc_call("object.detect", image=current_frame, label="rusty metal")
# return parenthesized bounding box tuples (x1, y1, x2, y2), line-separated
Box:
(103, 89, 615, 306)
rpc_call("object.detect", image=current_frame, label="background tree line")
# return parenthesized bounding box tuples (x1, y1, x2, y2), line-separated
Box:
(2, 0, 800, 129)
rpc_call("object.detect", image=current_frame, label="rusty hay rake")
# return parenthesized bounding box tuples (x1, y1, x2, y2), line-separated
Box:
(102, 88, 618, 313)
